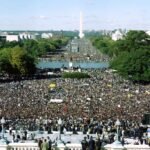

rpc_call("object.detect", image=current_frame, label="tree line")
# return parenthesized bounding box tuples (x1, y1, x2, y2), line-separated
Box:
(91, 31, 150, 83)
(0, 37, 69, 76)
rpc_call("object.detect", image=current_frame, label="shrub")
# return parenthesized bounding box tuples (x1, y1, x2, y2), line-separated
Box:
(62, 72, 90, 79)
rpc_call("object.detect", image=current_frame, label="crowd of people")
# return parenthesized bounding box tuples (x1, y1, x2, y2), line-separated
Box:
(38, 136, 102, 150)
(5, 118, 150, 149)
(1, 69, 149, 120)
(0, 68, 150, 147)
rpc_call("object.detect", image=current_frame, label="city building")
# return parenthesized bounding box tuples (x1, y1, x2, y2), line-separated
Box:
(41, 33, 53, 39)
(0, 32, 41, 42)
(146, 30, 150, 36)
(6, 35, 19, 42)
(112, 30, 123, 41)
(19, 33, 31, 40)
(70, 39, 79, 52)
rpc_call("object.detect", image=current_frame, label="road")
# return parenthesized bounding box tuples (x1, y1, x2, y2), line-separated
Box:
(41, 37, 109, 62)
(64, 38, 109, 61)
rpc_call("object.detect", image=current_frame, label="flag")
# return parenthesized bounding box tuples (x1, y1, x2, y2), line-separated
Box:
(48, 83, 56, 88)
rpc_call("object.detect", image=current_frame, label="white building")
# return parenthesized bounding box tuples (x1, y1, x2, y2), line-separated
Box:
(33, 33, 41, 39)
(112, 30, 123, 41)
(146, 30, 150, 36)
(6, 35, 19, 42)
(19, 33, 31, 40)
(41, 33, 53, 39)
(0, 32, 41, 42)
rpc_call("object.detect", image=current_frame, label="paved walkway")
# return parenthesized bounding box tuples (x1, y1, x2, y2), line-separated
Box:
(3, 131, 97, 143)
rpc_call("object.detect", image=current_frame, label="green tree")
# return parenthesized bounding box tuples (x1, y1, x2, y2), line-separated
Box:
(92, 30, 150, 83)
(91, 36, 114, 57)
(23, 40, 39, 56)
(0, 48, 13, 74)
(111, 31, 150, 82)
(113, 31, 150, 55)
(10, 46, 36, 75)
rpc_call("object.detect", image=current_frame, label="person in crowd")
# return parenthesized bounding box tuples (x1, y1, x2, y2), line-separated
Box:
(0, 69, 149, 146)
(89, 136, 95, 150)
(95, 137, 102, 150)
(148, 137, 150, 146)
(41, 139, 49, 150)
(47, 136, 52, 150)
(121, 136, 125, 146)
(38, 138, 43, 150)
(81, 137, 88, 150)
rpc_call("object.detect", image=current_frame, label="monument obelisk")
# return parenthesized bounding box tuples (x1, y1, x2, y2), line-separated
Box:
(79, 12, 84, 38)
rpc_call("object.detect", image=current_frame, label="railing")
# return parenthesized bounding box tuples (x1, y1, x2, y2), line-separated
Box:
(66, 143, 82, 150)
(0, 142, 149, 150)
(0, 143, 82, 150)
(125, 144, 150, 150)
(104, 143, 150, 150)
(8, 143, 39, 150)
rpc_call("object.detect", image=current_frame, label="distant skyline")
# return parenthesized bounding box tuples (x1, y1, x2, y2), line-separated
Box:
(0, 0, 150, 30)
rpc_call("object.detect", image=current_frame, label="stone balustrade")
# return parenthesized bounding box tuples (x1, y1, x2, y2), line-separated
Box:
(66, 143, 82, 150)
(0, 142, 149, 150)
(0, 144, 7, 150)
(125, 144, 150, 150)
(0, 143, 82, 150)
(7, 143, 39, 150)
(104, 143, 150, 150)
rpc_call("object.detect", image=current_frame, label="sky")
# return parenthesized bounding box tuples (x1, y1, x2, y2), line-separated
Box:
(0, 0, 150, 30)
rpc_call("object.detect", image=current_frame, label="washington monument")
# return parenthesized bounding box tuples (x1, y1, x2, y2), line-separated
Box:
(79, 12, 84, 38)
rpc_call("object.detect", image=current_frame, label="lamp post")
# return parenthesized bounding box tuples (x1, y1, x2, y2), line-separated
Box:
(55, 118, 65, 149)
(0, 117, 7, 144)
(87, 97, 91, 117)
(1, 117, 5, 138)
(36, 117, 41, 134)
(58, 118, 62, 140)
(113, 119, 121, 145)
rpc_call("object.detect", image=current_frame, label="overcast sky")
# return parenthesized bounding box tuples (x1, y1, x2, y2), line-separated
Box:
(0, 0, 150, 30)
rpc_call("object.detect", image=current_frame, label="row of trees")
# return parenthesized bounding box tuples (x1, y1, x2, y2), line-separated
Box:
(0, 37, 69, 56)
(0, 37, 69, 75)
(91, 31, 150, 83)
